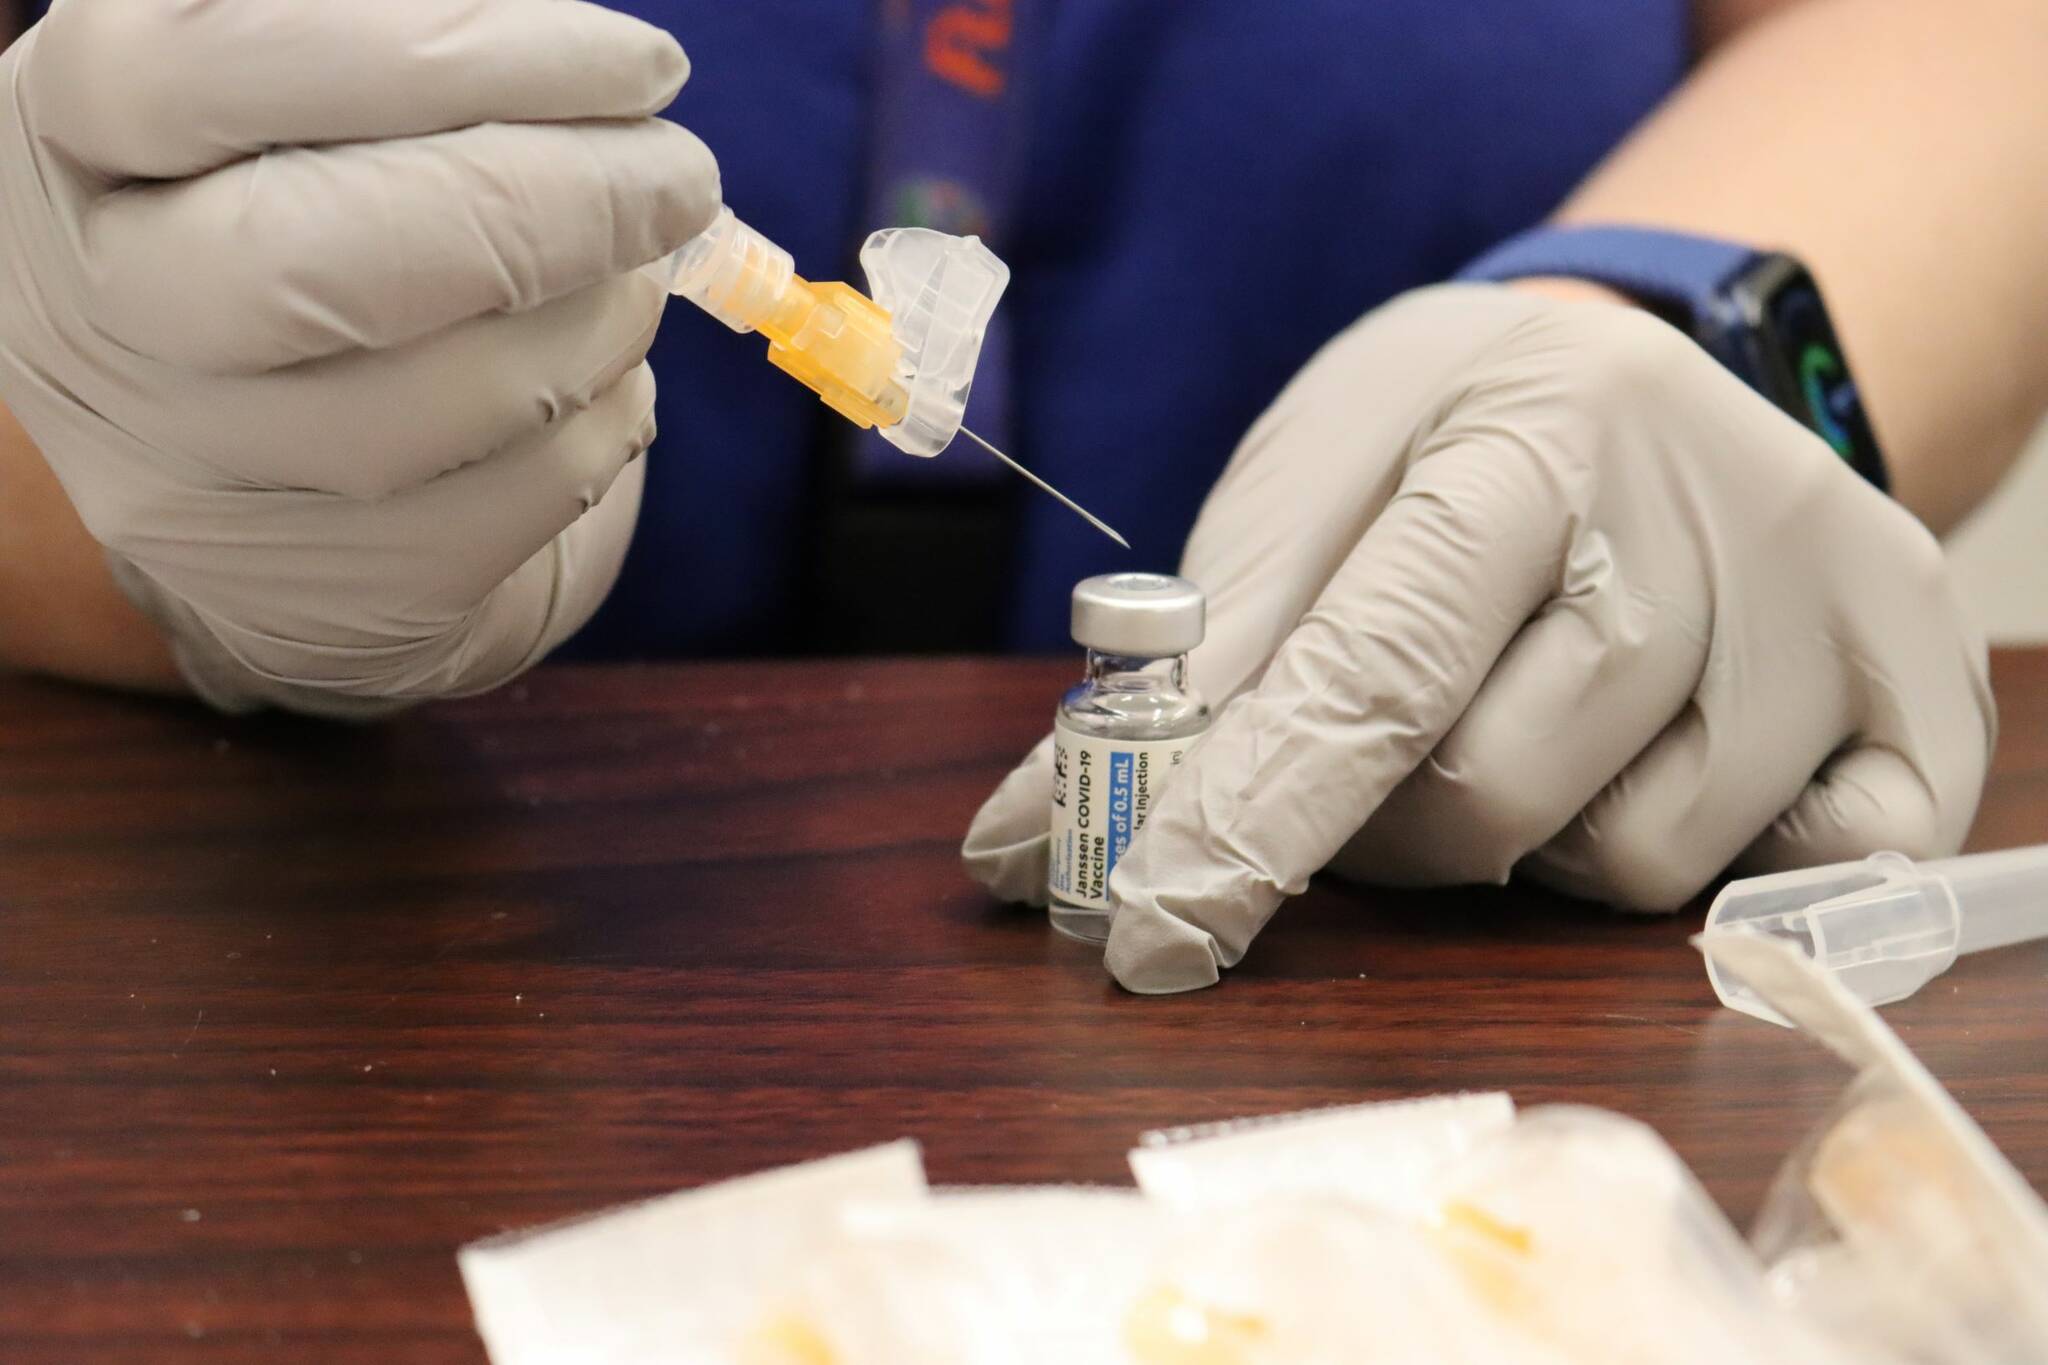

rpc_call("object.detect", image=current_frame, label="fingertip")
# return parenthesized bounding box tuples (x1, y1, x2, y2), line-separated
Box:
(30, 1, 708, 179)
(646, 120, 723, 253)
(959, 821, 1049, 906)
(1105, 905, 1223, 994)
(653, 32, 692, 108)
(568, 4, 693, 114)
(960, 739, 1055, 904)
(1740, 745, 1951, 875)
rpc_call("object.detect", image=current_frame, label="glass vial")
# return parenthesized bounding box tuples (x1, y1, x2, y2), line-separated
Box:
(1048, 573, 1211, 943)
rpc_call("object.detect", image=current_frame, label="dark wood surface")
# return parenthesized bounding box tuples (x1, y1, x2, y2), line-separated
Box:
(4, 653, 2045, 1362)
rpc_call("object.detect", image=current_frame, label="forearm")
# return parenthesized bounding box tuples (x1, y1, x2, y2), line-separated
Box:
(1556, 0, 2048, 532)
(0, 400, 183, 692)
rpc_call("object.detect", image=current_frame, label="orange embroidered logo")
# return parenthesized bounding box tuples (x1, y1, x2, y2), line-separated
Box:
(925, 0, 1012, 98)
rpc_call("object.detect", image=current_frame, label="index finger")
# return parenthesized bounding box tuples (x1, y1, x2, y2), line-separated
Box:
(1103, 436, 1573, 993)
(82, 119, 718, 373)
(28, 0, 690, 180)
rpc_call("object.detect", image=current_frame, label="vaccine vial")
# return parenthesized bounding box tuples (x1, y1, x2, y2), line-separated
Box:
(1048, 573, 1211, 943)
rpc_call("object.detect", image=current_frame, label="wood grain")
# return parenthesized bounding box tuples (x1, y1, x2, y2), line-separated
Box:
(3, 653, 2045, 1362)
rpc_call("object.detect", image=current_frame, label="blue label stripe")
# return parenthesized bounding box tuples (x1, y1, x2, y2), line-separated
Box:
(1107, 750, 1134, 878)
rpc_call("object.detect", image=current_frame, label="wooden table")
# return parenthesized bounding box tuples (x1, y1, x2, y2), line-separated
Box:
(3, 653, 2044, 1362)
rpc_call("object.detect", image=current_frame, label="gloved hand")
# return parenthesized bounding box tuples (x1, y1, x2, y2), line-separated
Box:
(965, 285, 1994, 993)
(0, 0, 720, 716)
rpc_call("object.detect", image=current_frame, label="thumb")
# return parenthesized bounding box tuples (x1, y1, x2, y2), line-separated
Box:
(1737, 743, 1960, 875)
(961, 736, 1055, 906)
(1103, 430, 1574, 995)
(83, 119, 718, 374)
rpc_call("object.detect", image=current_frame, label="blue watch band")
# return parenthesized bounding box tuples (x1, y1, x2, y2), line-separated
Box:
(1453, 225, 1890, 494)
(1455, 225, 1759, 329)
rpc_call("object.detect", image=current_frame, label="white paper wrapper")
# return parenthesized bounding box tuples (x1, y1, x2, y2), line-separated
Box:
(1130, 1092, 1514, 1216)
(1425, 1106, 1864, 1365)
(1699, 933, 2048, 1362)
(1129, 1090, 1855, 1364)
(457, 1142, 926, 1365)
(755, 1188, 1173, 1365)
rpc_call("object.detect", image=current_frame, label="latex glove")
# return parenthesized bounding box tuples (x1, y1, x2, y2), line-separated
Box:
(0, 0, 720, 716)
(964, 285, 1994, 993)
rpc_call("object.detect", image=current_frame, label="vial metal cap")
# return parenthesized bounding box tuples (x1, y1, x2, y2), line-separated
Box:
(1070, 573, 1206, 657)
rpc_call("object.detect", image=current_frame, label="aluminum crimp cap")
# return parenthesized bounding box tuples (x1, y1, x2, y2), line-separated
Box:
(1070, 573, 1206, 657)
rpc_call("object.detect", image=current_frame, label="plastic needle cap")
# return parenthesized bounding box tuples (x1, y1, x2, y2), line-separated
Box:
(1701, 845, 2048, 1026)
(670, 210, 1126, 545)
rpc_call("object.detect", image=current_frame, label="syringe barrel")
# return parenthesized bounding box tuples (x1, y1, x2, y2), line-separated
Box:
(1919, 845, 2048, 955)
(668, 207, 795, 334)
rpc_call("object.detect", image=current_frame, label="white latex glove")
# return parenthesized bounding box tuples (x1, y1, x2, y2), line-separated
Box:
(964, 285, 1994, 993)
(0, 0, 721, 716)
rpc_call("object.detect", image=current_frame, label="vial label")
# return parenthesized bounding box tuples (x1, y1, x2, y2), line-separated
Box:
(1048, 721, 1191, 912)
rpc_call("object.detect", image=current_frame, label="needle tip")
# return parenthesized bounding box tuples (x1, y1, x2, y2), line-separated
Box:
(958, 426, 1129, 549)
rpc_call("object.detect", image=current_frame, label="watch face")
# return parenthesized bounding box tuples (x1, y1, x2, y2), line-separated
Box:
(1757, 268, 1885, 484)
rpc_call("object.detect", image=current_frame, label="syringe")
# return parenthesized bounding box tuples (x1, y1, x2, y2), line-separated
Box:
(667, 209, 1126, 548)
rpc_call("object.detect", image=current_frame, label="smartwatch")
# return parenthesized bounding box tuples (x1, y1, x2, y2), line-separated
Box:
(1456, 225, 1889, 493)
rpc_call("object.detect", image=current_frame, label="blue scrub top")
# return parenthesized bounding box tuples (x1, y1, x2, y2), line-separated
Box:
(576, 1, 1687, 657)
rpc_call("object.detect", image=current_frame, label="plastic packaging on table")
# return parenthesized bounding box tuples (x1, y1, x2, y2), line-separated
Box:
(1120, 1198, 1570, 1365)
(454, 948, 2048, 1365)
(1134, 1094, 1858, 1365)
(456, 1141, 926, 1365)
(751, 1189, 1175, 1365)
(1698, 932, 2048, 1363)
(774, 1182, 1566, 1365)
(1130, 1091, 1514, 1216)
(1431, 1108, 1864, 1364)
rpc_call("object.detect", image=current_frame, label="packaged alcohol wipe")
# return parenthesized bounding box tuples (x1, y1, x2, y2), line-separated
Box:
(1131, 1091, 1860, 1363)
(743, 1188, 1176, 1365)
(768, 1185, 1555, 1365)
(1120, 1199, 1574, 1365)
(457, 1142, 926, 1365)
(1426, 1106, 1866, 1364)
(1130, 1091, 1515, 1216)
(1699, 933, 2048, 1363)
